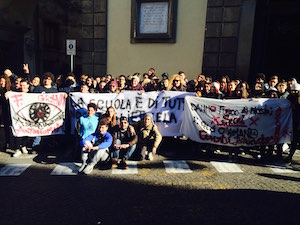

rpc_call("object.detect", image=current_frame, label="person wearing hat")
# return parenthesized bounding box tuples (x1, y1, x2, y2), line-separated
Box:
(286, 82, 300, 163)
(108, 80, 119, 93)
(136, 113, 162, 161)
(186, 80, 196, 92)
(161, 73, 169, 79)
(209, 81, 224, 99)
(127, 75, 144, 91)
(111, 116, 138, 169)
(265, 86, 279, 98)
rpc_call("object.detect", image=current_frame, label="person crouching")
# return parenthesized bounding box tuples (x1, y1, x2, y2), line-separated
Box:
(111, 116, 138, 169)
(79, 119, 113, 175)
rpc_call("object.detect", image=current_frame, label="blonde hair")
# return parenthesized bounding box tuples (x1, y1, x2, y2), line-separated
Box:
(168, 74, 185, 90)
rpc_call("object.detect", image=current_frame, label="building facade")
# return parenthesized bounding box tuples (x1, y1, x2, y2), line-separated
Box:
(0, 0, 299, 81)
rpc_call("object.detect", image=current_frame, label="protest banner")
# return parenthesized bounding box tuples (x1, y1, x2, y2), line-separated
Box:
(8, 92, 66, 137)
(69, 91, 194, 136)
(180, 96, 293, 147)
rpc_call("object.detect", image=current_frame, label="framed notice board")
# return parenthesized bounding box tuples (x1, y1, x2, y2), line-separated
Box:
(131, 0, 178, 43)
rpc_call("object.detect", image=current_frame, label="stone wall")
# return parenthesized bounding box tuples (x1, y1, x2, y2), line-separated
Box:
(38, 0, 107, 77)
(202, 0, 242, 79)
(66, 0, 107, 77)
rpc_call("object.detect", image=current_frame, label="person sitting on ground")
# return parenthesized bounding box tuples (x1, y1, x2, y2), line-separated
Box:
(111, 116, 138, 169)
(79, 119, 113, 174)
(136, 113, 162, 161)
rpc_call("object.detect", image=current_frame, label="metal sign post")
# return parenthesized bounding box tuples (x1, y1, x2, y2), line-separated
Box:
(66, 39, 76, 72)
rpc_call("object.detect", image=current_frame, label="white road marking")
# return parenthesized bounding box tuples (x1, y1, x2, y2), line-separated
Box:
(51, 162, 81, 175)
(112, 161, 138, 175)
(269, 167, 298, 173)
(211, 161, 243, 173)
(0, 164, 31, 176)
(163, 160, 192, 173)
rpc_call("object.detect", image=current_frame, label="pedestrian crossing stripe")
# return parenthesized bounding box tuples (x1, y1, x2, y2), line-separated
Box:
(0, 164, 31, 176)
(163, 160, 192, 173)
(51, 162, 81, 175)
(210, 161, 243, 173)
(270, 167, 297, 173)
(112, 161, 138, 175)
(0, 161, 299, 176)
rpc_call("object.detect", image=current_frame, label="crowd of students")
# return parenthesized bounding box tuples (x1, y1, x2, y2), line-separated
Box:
(0, 65, 300, 173)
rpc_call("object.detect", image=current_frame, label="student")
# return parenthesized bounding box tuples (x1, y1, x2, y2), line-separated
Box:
(286, 82, 300, 163)
(79, 119, 113, 174)
(0, 75, 11, 151)
(78, 103, 99, 140)
(136, 113, 162, 161)
(111, 116, 137, 169)
(12, 79, 32, 157)
(169, 74, 186, 92)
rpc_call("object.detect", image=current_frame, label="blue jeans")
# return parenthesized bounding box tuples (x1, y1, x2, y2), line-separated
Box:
(113, 139, 136, 160)
(32, 136, 41, 148)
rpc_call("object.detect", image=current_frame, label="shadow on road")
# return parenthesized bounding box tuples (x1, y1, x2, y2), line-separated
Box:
(0, 164, 299, 225)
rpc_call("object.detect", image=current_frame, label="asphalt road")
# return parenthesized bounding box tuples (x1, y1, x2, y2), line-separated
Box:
(0, 134, 300, 225)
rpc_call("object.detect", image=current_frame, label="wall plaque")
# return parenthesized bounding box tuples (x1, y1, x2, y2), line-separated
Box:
(131, 0, 178, 43)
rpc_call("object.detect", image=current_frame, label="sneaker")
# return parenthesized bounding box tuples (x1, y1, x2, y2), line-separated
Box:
(119, 158, 128, 169)
(78, 163, 87, 173)
(83, 164, 94, 175)
(21, 146, 28, 154)
(13, 150, 22, 157)
(148, 152, 153, 161)
(111, 158, 118, 169)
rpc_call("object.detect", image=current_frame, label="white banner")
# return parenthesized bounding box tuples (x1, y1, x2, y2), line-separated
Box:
(180, 96, 293, 147)
(8, 92, 66, 137)
(69, 91, 194, 136)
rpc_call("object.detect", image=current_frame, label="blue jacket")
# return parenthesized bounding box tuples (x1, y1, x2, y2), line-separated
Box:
(80, 131, 113, 150)
(79, 114, 99, 139)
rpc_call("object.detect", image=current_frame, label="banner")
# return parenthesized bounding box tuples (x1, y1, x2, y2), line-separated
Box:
(180, 96, 293, 147)
(8, 92, 66, 137)
(69, 91, 194, 136)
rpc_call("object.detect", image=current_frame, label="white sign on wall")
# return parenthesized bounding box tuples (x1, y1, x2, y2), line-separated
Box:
(66, 39, 76, 55)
